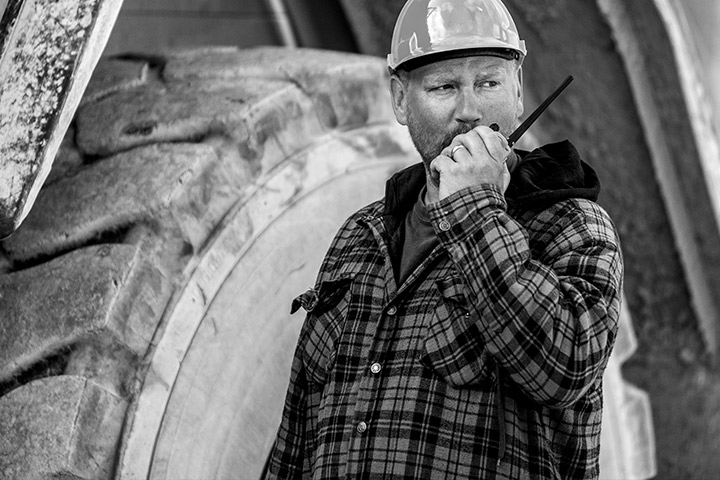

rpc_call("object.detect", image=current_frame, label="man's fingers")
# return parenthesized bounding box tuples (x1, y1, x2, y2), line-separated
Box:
(449, 126, 503, 163)
(502, 163, 512, 193)
(441, 142, 464, 159)
(451, 145, 465, 158)
(429, 154, 454, 185)
(475, 128, 510, 163)
(430, 155, 455, 172)
(430, 154, 456, 176)
(457, 131, 484, 158)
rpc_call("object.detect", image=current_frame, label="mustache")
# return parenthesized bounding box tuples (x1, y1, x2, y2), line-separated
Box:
(437, 123, 477, 153)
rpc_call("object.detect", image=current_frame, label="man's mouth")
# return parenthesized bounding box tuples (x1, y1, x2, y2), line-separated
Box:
(438, 123, 479, 153)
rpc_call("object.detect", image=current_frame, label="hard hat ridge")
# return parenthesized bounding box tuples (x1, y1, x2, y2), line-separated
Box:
(388, 0, 527, 71)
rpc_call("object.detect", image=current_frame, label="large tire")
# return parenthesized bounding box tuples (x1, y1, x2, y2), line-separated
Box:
(0, 46, 417, 479)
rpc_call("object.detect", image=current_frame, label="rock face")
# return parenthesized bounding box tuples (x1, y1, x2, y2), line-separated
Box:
(0, 46, 418, 479)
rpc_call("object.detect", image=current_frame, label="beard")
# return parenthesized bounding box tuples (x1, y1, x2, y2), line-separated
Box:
(406, 117, 477, 165)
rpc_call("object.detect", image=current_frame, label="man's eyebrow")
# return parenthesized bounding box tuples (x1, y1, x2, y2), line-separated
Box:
(417, 60, 513, 84)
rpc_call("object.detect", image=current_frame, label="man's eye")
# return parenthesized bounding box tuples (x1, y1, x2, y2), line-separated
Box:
(479, 81, 499, 88)
(430, 84, 453, 92)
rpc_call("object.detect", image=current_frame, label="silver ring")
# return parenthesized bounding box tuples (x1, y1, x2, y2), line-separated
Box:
(451, 145, 464, 157)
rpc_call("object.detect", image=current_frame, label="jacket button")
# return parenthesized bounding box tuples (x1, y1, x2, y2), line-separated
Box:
(370, 362, 382, 374)
(439, 220, 451, 231)
(386, 306, 397, 315)
(356, 421, 367, 433)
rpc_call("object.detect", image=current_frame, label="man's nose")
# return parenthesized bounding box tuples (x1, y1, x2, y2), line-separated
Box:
(454, 88, 483, 125)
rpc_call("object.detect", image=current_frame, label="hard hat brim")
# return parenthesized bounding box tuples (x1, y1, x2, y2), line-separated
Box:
(391, 47, 521, 72)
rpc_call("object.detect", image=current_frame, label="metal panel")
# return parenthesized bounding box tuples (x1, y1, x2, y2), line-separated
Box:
(121, 0, 271, 14)
(103, 13, 282, 55)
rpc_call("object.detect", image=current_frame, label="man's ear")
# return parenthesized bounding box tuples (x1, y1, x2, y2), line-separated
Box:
(390, 73, 409, 126)
(515, 66, 525, 120)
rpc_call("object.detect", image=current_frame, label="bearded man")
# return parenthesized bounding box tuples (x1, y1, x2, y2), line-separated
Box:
(266, 1, 623, 478)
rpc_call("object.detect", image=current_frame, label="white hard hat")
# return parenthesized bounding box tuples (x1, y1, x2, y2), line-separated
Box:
(388, 0, 527, 70)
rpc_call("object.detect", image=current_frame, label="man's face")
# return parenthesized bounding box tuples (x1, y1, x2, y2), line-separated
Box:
(391, 55, 524, 164)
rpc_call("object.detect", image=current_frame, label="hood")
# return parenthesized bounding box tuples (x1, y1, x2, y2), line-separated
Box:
(506, 140, 601, 210)
(384, 139, 600, 219)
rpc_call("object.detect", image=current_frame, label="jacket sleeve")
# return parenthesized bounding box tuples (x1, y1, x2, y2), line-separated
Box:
(264, 336, 310, 480)
(427, 184, 624, 408)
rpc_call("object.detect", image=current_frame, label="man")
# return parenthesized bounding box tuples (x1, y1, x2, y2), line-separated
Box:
(266, 0, 623, 478)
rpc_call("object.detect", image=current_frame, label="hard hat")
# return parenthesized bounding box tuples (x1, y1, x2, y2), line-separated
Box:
(387, 0, 527, 71)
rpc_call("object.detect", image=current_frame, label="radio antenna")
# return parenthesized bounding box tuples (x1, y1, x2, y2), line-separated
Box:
(507, 75, 574, 147)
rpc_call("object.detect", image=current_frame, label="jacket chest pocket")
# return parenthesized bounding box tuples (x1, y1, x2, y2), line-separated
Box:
(420, 275, 494, 388)
(293, 276, 354, 386)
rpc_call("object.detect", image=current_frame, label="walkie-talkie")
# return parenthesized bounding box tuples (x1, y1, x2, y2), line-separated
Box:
(497, 75, 574, 147)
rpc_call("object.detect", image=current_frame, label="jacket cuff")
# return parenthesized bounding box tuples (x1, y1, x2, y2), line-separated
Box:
(427, 184, 506, 240)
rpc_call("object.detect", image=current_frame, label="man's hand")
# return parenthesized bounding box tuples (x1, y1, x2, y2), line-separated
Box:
(429, 126, 511, 201)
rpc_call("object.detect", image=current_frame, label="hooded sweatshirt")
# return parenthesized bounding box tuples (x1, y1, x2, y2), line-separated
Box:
(267, 140, 623, 480)
(393, 140, 601, 285)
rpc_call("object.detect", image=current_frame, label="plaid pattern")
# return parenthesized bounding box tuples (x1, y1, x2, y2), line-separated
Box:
(267, 171, 623, 479)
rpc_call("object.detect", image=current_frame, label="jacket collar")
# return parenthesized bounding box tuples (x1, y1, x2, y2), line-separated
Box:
(383, 162, 427, 219)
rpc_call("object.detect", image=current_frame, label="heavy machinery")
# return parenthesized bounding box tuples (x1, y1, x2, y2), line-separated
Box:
(1, 1, 719, 478)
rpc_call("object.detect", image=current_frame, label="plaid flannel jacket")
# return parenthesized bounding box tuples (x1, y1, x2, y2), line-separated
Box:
(266, 149, 624, 479)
